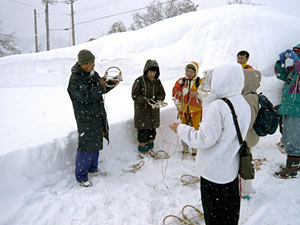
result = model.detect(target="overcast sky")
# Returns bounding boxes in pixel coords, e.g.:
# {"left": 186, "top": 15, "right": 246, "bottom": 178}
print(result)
{"left": 1, "top": 0, "right": 299, "bottom": 51}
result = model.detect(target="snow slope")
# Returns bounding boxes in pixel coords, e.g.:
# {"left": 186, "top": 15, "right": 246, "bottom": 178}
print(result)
{"left": 0, "top": 4, "right": 300, "bottom": 225}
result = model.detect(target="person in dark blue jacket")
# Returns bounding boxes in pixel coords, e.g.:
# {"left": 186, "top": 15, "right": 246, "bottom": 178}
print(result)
{"left": 68, "top": 49, "right": 118, "bottom": 187}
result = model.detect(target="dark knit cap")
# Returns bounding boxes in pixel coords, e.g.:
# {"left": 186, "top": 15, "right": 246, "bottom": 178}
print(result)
{"left": 77, "top": 49, "right": 95, "bottom": 65}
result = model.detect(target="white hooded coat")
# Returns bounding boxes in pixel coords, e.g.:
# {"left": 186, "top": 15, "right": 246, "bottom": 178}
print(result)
{"left": 177, "top": 63, "right": 251, "bottom": 184}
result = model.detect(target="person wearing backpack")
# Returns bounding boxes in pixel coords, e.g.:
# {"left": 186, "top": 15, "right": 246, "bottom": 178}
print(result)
{"left": 240, "top": 69, "right": 262, "bottom": 199}
{"left": 170, "top": 63, "right": 251, "bottom": 225}
{"left": 172, "top": 61, "right": 202, "bottom": 160}
{"left": 274, "top": 44, "right": 300, "bottom": 178}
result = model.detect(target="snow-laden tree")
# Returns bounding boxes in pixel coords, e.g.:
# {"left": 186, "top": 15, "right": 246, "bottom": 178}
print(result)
{"left": 130, "top": 0, "right": 198, "bottom": 30}
{"left": 108, "top": 21, "right": 127, "bottom": 34}
{"left": 0, "top": 32, "right": 21, "bottom": 57}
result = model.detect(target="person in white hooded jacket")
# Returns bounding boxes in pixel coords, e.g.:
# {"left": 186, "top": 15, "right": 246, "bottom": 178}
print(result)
{"left": 170, "top": 63, "right": 251, "bottom": 225}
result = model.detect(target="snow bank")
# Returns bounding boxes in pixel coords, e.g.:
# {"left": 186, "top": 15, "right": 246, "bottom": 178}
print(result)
{"left": 1, "top": 5, "right": 300, "bottom": 87}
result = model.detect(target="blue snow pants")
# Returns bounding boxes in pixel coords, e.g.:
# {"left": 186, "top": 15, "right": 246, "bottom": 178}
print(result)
{"left": 283, "top": 116, "right": 300, "bottom": 157}
{"left": 75, "top": 148, "right": 99, "bottom": 182}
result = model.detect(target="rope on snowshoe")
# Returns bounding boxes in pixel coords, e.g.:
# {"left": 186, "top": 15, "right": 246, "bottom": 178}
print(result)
{"left": 162, "top": 205, "right": 204, "bottom": 225}
{"left": 149, "top": 149, "right": 170, "bottom": 159}
{"left": 122, "top": 161, "right": 145, "bottom": 173}
{"left": 103, "top": 66, "right": 122, "bottom": 87}
{"left": 147, "top": 99, "right": 168, "bottom": 109}
{"left": 180, "top": 174, "right": 200, "bottom": 186}
{"left": 163, "top": 215, "right": 191, "bottom": 225}
{"left": 181, "top": 205, "right": 204, "bottom": 223}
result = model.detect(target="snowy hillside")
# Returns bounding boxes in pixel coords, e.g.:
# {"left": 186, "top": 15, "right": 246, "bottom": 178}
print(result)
{"left": 1, "top": 4, "right": 300, "bottom": 225}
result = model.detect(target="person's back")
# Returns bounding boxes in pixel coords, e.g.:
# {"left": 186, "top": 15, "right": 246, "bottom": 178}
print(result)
{"left": 170, "top": 63, "right": 251, "bottom": 225}
{"left": 240, "top": 69, "right": 261, "bottom": 199}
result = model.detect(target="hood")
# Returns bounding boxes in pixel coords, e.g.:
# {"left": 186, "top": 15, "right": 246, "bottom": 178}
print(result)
{"left": 71, "top": 63, "right": 82, "bottom": 74}
{"left": 143, "top": 59, "right": 160, "bottom": 79}
{"left": 211, "top": 63, "right": 245, "bottom": 99}
{"left": 185, "top": 61, "right": 199, "bottom": 78}
{"left": 242, "top": 69, "right": 262, "bottom": 95}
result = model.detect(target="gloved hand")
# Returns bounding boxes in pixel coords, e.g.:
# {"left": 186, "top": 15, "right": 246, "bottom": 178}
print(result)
{"left": 286, "top": 49, "right": 299, "bottom": 62}
{"left": 148, "top": 98, "right": 156, "bottom": 105}
{"left": 279, "top": 51, "right": 287, "bottom": 65}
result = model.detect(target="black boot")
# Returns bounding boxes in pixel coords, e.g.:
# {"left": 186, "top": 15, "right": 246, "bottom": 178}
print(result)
{"left": 274, "top": 155, "right": 300, "bottom": 178}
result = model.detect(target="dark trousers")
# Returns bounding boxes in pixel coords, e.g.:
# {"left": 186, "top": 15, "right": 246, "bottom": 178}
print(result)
{"left": 137, "top": 129, "right": 156, "bottom": 143}
{"left": 75, "top": 148, "right": 99, "bottom": 182}
{"left": 200, "top": 176, "right": 240, "bottom": 225}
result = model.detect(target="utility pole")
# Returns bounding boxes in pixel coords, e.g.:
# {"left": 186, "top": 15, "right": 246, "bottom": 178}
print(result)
{"left": 45, "top": 1, "right": 50, "bottom": 50}
{"left": 34, "top": 9, "right": 39, "bottom": 52}
{"left": 71, "top": 0, "right": 75, "bottom": 45}
{"left": 63, "top": 0, "right": 76, "bottom": 46}
{"left": 41, "top": 0, "right": 57, "bottom": 51}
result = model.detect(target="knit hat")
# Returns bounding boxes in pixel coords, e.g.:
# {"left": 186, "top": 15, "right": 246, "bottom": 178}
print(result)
{"left": 293, "top": 43, "right": 300, "bottom": 52}
{"left": 185, "top": 61, "right": 199, "bottom": 75}
{"left": 77, "top": 49, "right": 95, "bottom": 65}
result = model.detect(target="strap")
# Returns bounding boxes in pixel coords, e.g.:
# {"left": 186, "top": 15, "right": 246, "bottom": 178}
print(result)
{"left": 221, "top": 98, "right": 243, "bottom": 145}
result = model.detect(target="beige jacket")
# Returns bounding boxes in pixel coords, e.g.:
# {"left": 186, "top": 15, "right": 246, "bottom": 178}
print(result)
{"left": 242, "top": 69, "right": 262, "bottom": 147}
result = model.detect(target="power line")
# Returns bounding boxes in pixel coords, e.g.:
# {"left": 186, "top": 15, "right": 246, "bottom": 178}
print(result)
{"left": 74, "top": 0, "right": 180, "bottom": 26}
{"left": 6, "top": 0, "right": 69, "bottom": 15}
{"left": 49, "top": 0, "right": 181, "bottom": 32}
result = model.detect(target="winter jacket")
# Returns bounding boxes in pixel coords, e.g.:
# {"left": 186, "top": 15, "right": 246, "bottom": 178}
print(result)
{"left": 172, "top": 76, "right": 202, "bottom": 118}
{"left": 275, "top": 60, "right": 300, "bottom": 117}
{"left": 67, "top": 63, "right": 114, "bottom": 152}
{"left": 132, "top": 60, "right": 166, "bottom": 129}
{"left": 242, "top": 69, "right": 261, "bottom": 147}
{"left": 177, "top": 63, "right": 251, "bottom": 184}
{"left": 243, "top": 64, "right": 253, "bottom": 70}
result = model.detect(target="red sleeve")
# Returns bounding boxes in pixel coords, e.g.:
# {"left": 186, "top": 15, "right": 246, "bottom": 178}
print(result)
{"left": 172, "top": 78, "right": 184, "bottom": 98}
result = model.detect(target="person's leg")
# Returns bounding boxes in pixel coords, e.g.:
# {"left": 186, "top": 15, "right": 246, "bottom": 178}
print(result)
{"left": 240, "top": 178, "right": 253, "bottom": 200}
{"left": 200, "top": 177, "right": 220, "bottom": 225}
{"left": 89, "top": 151, "right": 100, "bottom": 173}
{"left": 200, "top": 177, "right": 240, "bottom": 225}
{"left": 137, "top": 129, "right": 149, "bottom": 153}
{"left": 223, "top": 177, "right": 240, "bottom": 224}
{"left": 147, "top": 129, "right": 156, "bottom": 150}
{"left": 275, "top": 116, "right": 300, "bottom": 178}
{"left": 75, "top": 148, "right": 94, "bottom": 182}
{"left": 190, "top": 113, "right": 201, "bottom": 159}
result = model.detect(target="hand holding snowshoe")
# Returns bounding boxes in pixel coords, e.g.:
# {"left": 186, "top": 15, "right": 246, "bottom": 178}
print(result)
{"left": 279, "top": 51, "right": 287, "bottom": 65}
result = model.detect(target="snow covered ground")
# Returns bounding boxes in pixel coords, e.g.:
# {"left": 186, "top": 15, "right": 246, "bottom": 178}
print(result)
{"left": 1, "top": 4, "right": 300, "bottom": 225}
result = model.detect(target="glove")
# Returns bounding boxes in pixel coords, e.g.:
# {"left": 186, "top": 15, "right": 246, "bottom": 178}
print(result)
{"left": 279, "top": 51, "right": 286, "bottom": 65}
{"left": 286, "top": 49, "right": 299, "bottom": 62}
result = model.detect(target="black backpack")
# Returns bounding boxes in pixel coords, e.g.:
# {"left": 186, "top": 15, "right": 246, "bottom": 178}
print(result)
{"left": 252, "top": 93, "right": 279, "bottom": 136}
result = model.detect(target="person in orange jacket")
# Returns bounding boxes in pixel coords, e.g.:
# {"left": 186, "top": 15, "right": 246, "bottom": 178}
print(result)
{"left": 172, "top": 61, "right": 202, "bottom": 159}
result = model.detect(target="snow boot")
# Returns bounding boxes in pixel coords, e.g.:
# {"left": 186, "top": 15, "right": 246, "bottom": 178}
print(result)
{"left": 79, "top": 180, "right": 92, "bottom": 187}
{"left": 138, "top": 144, "right": 149, "bottom": 159}
{"left": 274, "top": 155, "right": 300, "bottom": 178}
{"left": 182, "top": 145, "right": 189, "bottom": 159}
